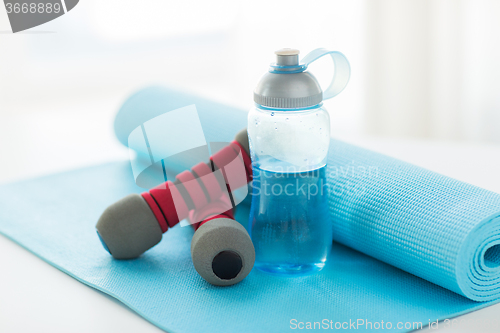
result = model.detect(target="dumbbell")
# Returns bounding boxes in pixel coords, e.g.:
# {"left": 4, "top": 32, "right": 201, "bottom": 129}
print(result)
{"left": 96, "top": 129, "right": 254, "bottom": 286}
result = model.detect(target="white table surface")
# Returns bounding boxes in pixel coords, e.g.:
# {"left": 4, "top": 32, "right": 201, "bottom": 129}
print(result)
{"left": 1, "top": 97, "right": 500, "bottom": 333}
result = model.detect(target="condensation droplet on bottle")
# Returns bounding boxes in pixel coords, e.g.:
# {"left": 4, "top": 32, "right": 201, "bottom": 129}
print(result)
{"left": 286, "top": 118, "right": 289, "bottom": 121}
{"left": 304, "top": 158, "right": 308, "bottom": 162}
{"left": 271, "top": 112, "right": 274, "bottom": 116}
{"left": 316, "top": 113, "right": 318, "bottom": 116}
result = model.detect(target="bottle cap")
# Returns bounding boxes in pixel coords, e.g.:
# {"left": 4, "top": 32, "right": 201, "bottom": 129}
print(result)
{"left": 253, "top": 48, "right": 351, "bottom": 109}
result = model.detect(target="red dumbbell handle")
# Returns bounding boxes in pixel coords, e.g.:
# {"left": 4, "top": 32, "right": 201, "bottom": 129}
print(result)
{"left": 141, "top": 140, "right": 252, "bottom": 233}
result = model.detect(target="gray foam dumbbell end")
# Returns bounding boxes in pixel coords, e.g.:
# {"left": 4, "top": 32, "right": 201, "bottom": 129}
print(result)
{"left": 191, "top": 218, "right": 255, "bottom": 286}
{"left": 96, "top": 194, "right": 162, "bottom": 259}
{"left": 234, "top": 128, "right": 250, "bottom": 156}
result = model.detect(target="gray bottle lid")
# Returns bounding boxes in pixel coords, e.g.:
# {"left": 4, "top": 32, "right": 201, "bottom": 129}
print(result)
{"left": 253, "top": 48, "right": 351, "bottom": 109}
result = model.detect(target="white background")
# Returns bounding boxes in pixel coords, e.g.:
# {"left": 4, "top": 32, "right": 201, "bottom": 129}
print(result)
{"left": 1, "top": 1, "right": 500, "bottom": 332}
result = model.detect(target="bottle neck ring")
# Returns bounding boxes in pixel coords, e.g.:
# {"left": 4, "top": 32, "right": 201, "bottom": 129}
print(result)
{"left": 255, "top": 103, "right": 323, "bottom": 112}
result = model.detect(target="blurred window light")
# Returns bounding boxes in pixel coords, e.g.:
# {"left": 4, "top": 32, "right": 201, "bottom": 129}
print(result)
{"left": 84, "top": 0, "right": 240, "bottom": 42}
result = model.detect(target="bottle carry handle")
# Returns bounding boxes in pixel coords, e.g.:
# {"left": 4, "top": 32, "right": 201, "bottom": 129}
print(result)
{"left": 301, "top": 48, "right": 351, "bottom": 100}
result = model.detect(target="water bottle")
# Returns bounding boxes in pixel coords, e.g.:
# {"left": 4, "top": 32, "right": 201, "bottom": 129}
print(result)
{"left": 248, "top": 48, "right": 350, "bottom": 275}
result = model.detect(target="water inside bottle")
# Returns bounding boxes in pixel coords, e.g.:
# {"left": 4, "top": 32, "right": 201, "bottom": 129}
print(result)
{"left": 248, "top": 164, "right": 332, "bottom": 276}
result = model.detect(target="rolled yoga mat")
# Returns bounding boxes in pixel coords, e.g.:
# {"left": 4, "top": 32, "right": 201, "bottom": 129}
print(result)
{"left": 0, "top": 85, "right": 499, "bottom": 333}
{"left": 115, "top": 86, "right": 500, "bottom": 302}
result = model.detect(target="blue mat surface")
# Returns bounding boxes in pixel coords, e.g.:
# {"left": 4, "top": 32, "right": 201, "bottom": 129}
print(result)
{"left": 1, "top": 86, "right": 500, "bottom": 332}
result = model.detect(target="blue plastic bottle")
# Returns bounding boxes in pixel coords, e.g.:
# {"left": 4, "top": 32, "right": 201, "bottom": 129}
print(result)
{"left": 247, "top": 48, "right": 350, "bottom": 275}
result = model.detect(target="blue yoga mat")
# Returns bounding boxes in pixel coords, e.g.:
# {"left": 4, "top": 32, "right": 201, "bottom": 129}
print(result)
{"left": 1, "top": 86, "right": 500, "bottom": 332}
